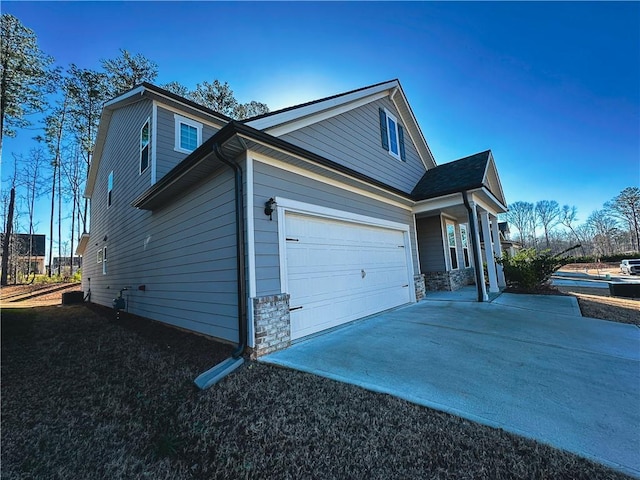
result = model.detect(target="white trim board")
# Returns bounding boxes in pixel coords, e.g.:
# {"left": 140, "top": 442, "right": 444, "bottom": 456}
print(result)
{"left": 247, "top": 81, "right": 397, "bottom": 132}
{"left": 264, "top": 91, "right": 388, "bottom": 137}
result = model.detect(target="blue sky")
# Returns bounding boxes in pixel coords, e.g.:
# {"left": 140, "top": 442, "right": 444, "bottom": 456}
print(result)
{"left": 3, "top": 1, "right": 639, "bottom": 254}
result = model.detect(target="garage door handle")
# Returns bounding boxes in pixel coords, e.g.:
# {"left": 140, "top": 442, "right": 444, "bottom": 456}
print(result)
{"left": 402, "top": 285, "right": 409, "bottom": 287}
{"left": 289, "top": 306, "right": 303, "bottom": 311}
{"left": 286, "top": 238, "right": 299, "bottom": 242}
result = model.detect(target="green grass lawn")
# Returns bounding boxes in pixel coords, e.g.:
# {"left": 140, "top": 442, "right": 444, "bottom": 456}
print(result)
{"left": 1, "top": 305, "right": 633, "bottom": 479}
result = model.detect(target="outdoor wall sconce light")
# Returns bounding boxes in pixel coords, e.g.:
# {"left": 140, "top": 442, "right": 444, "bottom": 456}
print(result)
{"left": 264, "top": 198, "right": 276, "bottom": 220}
{"left": 103, "top": 235, "right": 108, "bottom": 242}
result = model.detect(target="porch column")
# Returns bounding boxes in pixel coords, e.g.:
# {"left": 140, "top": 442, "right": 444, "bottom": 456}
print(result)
{"left": 490, "top": 215, "right": 506, "bottom": 287}
{"left": 470, "top": 202, "right": 488, "bottom": 301}
{"left": 480, "top": 210, "right": 499, "bottom": 293}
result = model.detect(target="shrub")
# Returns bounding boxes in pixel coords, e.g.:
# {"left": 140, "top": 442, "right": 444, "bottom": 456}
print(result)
{"left": 497, "top": 248, "right": 565, "bottom": 290}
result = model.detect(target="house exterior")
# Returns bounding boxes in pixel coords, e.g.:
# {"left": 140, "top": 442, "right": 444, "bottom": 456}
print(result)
{"left": 77, "top": 79, "right": 507, "bottom": 358}
{"left": 51, "top": 256, "right": 83, "bottom": 275}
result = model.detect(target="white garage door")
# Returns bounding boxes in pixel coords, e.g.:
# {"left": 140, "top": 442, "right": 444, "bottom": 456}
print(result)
{"left": 285, "top": 212, "right": 412, "bottom": 340}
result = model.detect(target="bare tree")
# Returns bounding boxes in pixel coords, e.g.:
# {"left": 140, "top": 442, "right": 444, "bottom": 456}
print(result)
{"left": 535, "top": 200, "right": 560, "bottom": 249}
{"left": 605, "top": 187, "right": 640, "bottom": 251}
{"left": 506, "top": 201, "right": 535, "bottom": 248}
{"left": 66, "top": 65, "right": 109, "bottom": 232}
{"left": 61, "top": 145, "right": 84, "bottom": 271}
{"left": 587, "top": 209, "right": 619, "bottom": 257}
{"left": 42, "top": 93, "right": 69, "bottom": 277}
{"left": 559, "top": 205, "right": 586, "bottom": 255}
{"left": 18, "top": 148, "right": 47, "bottom": 281}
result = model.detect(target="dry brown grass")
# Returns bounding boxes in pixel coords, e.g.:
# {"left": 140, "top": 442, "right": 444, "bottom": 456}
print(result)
{"left": 1, "top": 282, "right": 81, "bottom": 308}
{"left": 555, "top": 285, "right": 640, "bottom": 325}
{"left": 1, "top": 305, "right": 633, "bottom": 480}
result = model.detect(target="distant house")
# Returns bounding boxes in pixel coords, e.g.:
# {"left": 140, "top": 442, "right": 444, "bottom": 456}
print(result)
{"left": 51, "top": 256, "right": 83, "bottom": 274}
{"left": 77, "top": 79, "right": 508, "bottom": 357}
{"left": 0, "top": 233, "right": 46, "bottom": 276}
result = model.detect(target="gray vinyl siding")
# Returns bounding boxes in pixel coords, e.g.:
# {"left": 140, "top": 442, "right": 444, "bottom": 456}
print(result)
{"left": 84, "top": 100, "right": 238, "bottom": 342}
{"left": 279, "top": 97, "right": 426, "bottom": 194}
{"left": 155, "top": 105, "right": 220, "bottom": 181}
{"left": 416, "top": 215, "right": 446, "bottom": 272}
{"left": 252, "top": 160, "right": 418, "bottom": 297}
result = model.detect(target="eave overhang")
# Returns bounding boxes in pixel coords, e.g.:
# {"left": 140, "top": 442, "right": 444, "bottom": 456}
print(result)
{"left": 75, "top": 233, "right": 90, "bottom": 256}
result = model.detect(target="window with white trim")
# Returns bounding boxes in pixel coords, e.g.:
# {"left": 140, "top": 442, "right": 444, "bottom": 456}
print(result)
{"left": 102, "top": 246, "right": 107, "bottom": 275}
{"left": 174, "top": 114, "right": 202, "bottom": 153}
{"left": 107, "top": 171, "right": 113, "bottom": 208}
{"left": 460, "top": 224, "right": 471, "bottom": 268}
{"left": 446, "top": 222, "right": 458, "bottom": 270}
{"left": 140, "top": 119, "right": 150, "bottom": 174}
{"left": 378, "top": 108, "right": 406, "bottom": 161}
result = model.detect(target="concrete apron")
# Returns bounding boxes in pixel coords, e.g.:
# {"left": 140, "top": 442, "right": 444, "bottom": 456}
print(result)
{"left": 261, "top": 295, "right": 640, "bottom": 477}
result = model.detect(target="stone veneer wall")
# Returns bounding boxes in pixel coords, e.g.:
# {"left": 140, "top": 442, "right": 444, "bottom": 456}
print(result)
{"left": 414, "top": 274, "right": 426, "bottom": 301}
{"left": 424, "top": 268, "right": 475, "bottom": 292}
{"left": 252, "top": 293, "right": 290, "bottom": 358}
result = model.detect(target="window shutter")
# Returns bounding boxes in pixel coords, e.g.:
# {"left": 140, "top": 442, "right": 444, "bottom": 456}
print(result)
{"left": 398, "top": 124, "right": 406, "bottom": 161}
{"left": 379, "top": 108, "right": 389, "bottom": 151}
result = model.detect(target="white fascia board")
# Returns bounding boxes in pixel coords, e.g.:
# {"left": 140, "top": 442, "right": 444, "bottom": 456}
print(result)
{"left": 264, "top": 91, "right": 389, "bottom": 137}
{"left": 246, "top": 80, "right": 399, "bottom": 132}
{"left": 104, "top": 85, "right": 146, "bottom": 108}
{"left": 84, "top": 108, "right": 114, "bottom": 198}
{"left": 469, "top": 188, "right": 508, "bottom": 214}
{"left": 486, "top": 152, "right": 507, "bottom": 208}
{"left": 412, "top": 193, "right": 463, "bottom": 215}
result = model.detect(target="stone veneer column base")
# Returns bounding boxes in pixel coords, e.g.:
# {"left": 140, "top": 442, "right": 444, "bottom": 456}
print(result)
{"left": 251, "top": 293, "right": 290, "bottom": 359}
{"left": 424, "top": 268, "right": 475, "bottom": 292}
{"left": 414, "top": 274, "right": 426, "bottom": 301}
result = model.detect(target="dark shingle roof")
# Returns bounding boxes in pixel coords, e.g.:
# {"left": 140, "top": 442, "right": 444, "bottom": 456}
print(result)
{"left": 411, "top": 150, "right": 490, "bottom": 200}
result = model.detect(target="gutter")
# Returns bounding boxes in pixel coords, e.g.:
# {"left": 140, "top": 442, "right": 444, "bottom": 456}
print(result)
{"left": 462, "top": 191, "right": 485, "bottom": 302}
{"left": 194, "top": 142, "right": 247, "bottom": 389}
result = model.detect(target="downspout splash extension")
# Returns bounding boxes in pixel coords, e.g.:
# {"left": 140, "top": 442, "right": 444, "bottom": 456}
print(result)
{"left": 194, "top": 142, "right": 247, "bottom": 389}
{"left": 462, "top": 191, "right": 485, "bottom": 302}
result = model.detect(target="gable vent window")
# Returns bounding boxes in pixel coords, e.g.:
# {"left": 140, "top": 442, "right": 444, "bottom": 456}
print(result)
{"left": 140, "top": 119, "right": 150, "bottom": 174}
{"left": 379, "top": 107, "right": 406, "bottom": 161}
{"left": 107, "top": 171, "right": 113, "bottom": 208}
{"left": 174, "top": 114, "right": 202, "bottom": 153}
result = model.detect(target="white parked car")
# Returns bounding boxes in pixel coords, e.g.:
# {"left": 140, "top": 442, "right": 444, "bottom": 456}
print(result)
{"left": 620, "top": 259, "right": 640, "bottom": 275}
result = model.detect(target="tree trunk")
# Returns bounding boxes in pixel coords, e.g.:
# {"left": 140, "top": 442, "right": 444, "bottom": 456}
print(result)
{"left": 48, "top": 161, "right": 56, "bottom": 277}
{"left": 1, "top": 188, "right": 16, "bottom": 285}
{"left": 57, "top": 157, "right": 62, "bottom": 276}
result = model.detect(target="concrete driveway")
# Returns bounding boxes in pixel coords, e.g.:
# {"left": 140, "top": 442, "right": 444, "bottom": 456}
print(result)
{"left": 261, "top": 294, "right": 640, "bottom": 477}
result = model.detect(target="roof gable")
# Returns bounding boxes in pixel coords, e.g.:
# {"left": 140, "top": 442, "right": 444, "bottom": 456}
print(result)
{"left": 85, "top": 84, "right": 230, "bottom": 198}
{"left": 245, "top": 80, "right": 436, "bottom": 170}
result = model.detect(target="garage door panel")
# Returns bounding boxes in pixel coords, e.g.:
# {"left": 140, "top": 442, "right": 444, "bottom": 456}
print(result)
{"left": 285, "top": 212, "right": 412, "bottom": 340}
